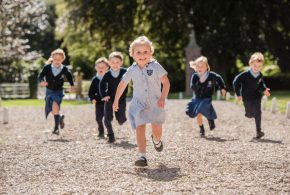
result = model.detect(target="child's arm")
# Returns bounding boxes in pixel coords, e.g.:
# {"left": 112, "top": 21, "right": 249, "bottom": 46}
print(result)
{"left": 158, "top": 75, "right": 170, "bottom": 108}
{"left": 38, "top": 66, "right": 48, "bottom": 87}
{"left": 113, "top": 81, "right": 128, "bottom": 111}
{"left": 215, "top": 73, "right": 226, "bottom": 96}
{"left": 65, "top": 68, "right": 74, "bottom": 92}
{"left": 88, "top": 78, "right": 97, "bottom": 103}
{"left": 258, "top": 77, "right": 271, "bottom": 97}
{"left": 190, "top": 74, "right": 199, "bottom": 91}
{"left": 99, "top": 75, "right": 110, "bottom": 101}
{"left": 233, "top": 73, "right": 243, "bottom": 101}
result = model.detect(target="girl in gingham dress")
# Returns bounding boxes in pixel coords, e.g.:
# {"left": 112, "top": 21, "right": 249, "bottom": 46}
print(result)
{"left": 113, "top": 36, "right": 170, "bottom": 167}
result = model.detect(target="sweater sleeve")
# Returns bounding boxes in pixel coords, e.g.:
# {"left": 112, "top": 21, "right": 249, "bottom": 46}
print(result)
{"left": 99, "top": 74, "right": 108, "bottom": 98}
{"left": 233, "top": 73, "right": 243, "bottom": 96}
{"left": 38, "top": 65, "right": 47, "bottom": 82}
{"left": 258, "top": 76, "right": 267, "bottom": 93}
{"left": 64, "top": 67, "right": 74, "bottom": 86}
{"left": 215, "top": 73, "right": 226, "bottom": 90}
{"left": 190, "top": 74, "right": 199, "bottom": 91}
{"left": 88, "top": 78, "right": 97, "bottom": 101}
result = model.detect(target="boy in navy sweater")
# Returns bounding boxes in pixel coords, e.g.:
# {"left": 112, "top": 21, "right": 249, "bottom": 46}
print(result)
{"left": 233, "top": 52, "right": 271, "bottom": 139}
{"left": 38, "top": 49, "right": 74, "bottom": 135}
{"left": 88, "top": 57, "right": 109, "bottom": 138}
{"left": 100, "top": 52, "right": 128, "bottom": 143}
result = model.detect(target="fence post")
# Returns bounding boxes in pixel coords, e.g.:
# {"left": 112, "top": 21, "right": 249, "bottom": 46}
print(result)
{"left": 270, "top": 97, "right": 277, "bottom": 114}
{"left": 286, "top": 102, "right": 290, "bottom": 119}
{"left": 226, "top": 92, "right": 231, "bottom": 101}
{"left": 178, "top": 92, "right": 183, "bottom": 99}
{"left": 216, "top": 90, "right": 221, "bottom": 100}
{"left": 3, "top": 107, "right": 8, "bottom": 124}
{"left": 0, "top": 97, "right": 1, "bottom": 107}
{"left": 262, "top": 95, "right": 268, "bottom": 110}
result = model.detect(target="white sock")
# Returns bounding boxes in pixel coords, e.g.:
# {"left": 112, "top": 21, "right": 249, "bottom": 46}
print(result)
{"left": 153, "top": 138, "right": 162, "bottom": 147}
{"left": 139, "top": 153, "right": 146, "bottom": 158}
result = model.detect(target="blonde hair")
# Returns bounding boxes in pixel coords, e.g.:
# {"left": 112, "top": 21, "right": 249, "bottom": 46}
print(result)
{"left": 189, "top": 56, "right": 210, "bottom": 71}
{"left": 95, "top": 57, "right": 109, "bottom": 67}
{"left": 109, "top": 51, "right": 123, "bottom": 61}
{"left": 46, "top": 57, "right": 53, "bottom": 64}
{"left": 129, "top": 36, "right": 154, "bottom": 57}
{"left": 51, "top": 48, "right": 66, "bottom": 60}
{"left": 249, "top": 52, "right": 264, "bottom": 65}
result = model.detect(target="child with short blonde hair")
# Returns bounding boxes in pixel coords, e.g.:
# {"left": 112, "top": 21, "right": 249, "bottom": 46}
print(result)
{"left": 186, "top": 56, "right": 226, "bottom": 137}
{"left": 38, "top": 48, "right": 74, "bottom": 135}
{"left": 113, "top": 36, "right": 170, "bottom": 167}
{"left": 233, "top": 52, "right": 270, "bottom": 139}
{"left": 88, "top": 57, "right": 110, "bottom": 138}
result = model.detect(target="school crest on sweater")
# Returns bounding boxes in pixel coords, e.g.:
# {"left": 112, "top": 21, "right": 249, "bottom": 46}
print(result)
{"left": 147, "top": 69, "right": 153, "bottom": 76}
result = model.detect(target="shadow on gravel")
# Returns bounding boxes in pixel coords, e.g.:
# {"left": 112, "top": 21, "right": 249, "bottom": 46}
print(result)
{"left": 133, "top": 163, "right": 183, "bottom": 181}
{"left": 112, "top": 141, "right": 137, "bottom": 149}
{"left": 203, "top": 136, "right": 238, "bottom": 142}
{"left": 47, "top": 138, "right": 70, "bottom": 143}
{"left": 250, "top": 138, "right": 282, "bottom": 144}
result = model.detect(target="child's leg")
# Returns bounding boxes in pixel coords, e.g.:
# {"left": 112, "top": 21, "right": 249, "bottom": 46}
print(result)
{"left": 151, "top": 123, "right": 162, "bottom": 142}
{"left": 115, "top": 102, "right": 127, "bottom": 125}
{"left": 136, "top": 125, "right": 146, "bottom": 154}
{"left": 96, "top": 104, "right": 105, "bottom": 136}
{"left": 104, "top": 101, "right": 114, "bottom": 137}
{"left": 52, "top": 101, "right": 60, "bottom": 132}
{"left": 197, "top": 113, "right": 205, "bottom": 136}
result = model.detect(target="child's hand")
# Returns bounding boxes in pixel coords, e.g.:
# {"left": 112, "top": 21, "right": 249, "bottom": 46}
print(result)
{"left": 221, "top": 89, "right": 227, "bottom": 97}
{"left": 102, "top": 96, "right": 110, "bottom": 102}
{"left": 40, "top": 81, "right": 48, "bottom": 87}
{"left": 113, "top": 101, "right": 119, "bottom": 112}
{"left": 264, "top": 88, "right": 271, "bottom": 97}
{"left": 92, "top": 100, "right": 96, "bottom": 104}
{"left": 236, "top": 96, "right": 243, "bottom": 102}
{"left": 70, "top": 86, "right": 75, "bottom": 92}
{"left": 157, "top": 98, "right": 165, "bottom": 108}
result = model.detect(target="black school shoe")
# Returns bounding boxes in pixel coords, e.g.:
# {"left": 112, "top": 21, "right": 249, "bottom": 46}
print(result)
{"left": 151, "top": 135, "right": 163, "bottom": 152}
{"left": 208, "top": 119, "right": 215, "bottom": 130}
{"left": 60, "top": 115, "right": 65, "bottom": 129}
{"left": 135, "top": 156, "right": 148, "bottom": 167}
{"left": 98, "top": 133, "right": 105, "bottom": 138}
{"left": 199, "top": 125, "right": 205, "bottom": 137}
{"left": 52, "top": 129, "right": 60, "bottom": 135}
{"left": 256, "top": 131, "right": 265, "bottom": 139}
{"left": 108, "top": 134, "right": 116, "bottom": 143}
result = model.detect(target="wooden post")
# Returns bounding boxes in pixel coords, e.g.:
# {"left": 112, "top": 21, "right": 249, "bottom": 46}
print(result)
{"left": 3, "top": 107, "right": 8, "bottom": 124}
{"left": 285, "top": 102, "right": 290, "bottom": 119}
{"left": 0, "top": 97, "right": 1, "bottom": 107}
{"left": 178, "top": 92, "right": 183, "bottom": 99}
{"left": 226, "top": 92, "right": 231, "bottom": 101}
{"left": 262, "top": 95, "right": 268, "bottom": 110}
{"left": 270, "top": 97, "right": 277, "bottom": 114}
{"left": 216, "top": 90, "right": 221, "bottom": 100}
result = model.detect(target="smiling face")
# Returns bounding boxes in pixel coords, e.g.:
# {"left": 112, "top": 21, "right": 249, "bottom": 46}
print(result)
{"left": 195, "top": 61, "right": 208, "bottom": 75}
{"left": 250, "top": 60, "right": 263, "bottom": 74}
{"left": 131, "top": 44, "right": 153, "bottom": 67}
{"left": 95, "top": 62, "right": 109, "bottom": 77}
{"left": 52, "top": 54, "right": 64, "bottom": 68}
{"left": 109, "top": 57, "right": 123, "bottom": 71}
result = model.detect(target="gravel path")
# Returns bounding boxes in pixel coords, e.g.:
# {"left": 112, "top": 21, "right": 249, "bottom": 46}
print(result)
{"left": 0, "top": 100, "right": 290, "bottom": 194}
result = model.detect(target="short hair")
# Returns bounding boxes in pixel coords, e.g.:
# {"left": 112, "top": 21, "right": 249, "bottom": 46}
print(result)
{"left": 51, "top": 48, "right": 66, "bottom": 60}
{"left": 95, "top": 57, "right": 109, "bottom": 67}
{"left": 189, "top": 56, "right": 210, "bottom": 71}
{"left": 109, "top": 51, "right": 123, "bottom": 61}
{"left": 249, "top": 52, "right": 264, "bottom": 65}
{"left": 129, "top": 36, "right": 154, "bottom": 57}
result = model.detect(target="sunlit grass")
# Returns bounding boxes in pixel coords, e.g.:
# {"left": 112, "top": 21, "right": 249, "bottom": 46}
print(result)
{"left": 1, "top": 99, "right": 89, "bottom": 107}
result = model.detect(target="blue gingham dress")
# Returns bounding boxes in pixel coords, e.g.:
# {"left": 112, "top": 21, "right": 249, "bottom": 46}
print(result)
{"left": 122, "top": 60, "right": 168, "bottom": 129}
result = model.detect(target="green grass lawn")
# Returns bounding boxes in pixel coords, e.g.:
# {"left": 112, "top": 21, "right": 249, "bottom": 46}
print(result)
{"left": 0, "top": 99, "right": 90, "bottom": 107}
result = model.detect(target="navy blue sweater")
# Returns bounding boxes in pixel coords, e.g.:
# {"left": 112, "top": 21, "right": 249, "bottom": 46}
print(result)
{"left": 191, "top": 71, "right": 226, "bottom": 99}
{"left": 38, "top": 64, "right": 74, "bottom": 90}
{"left": 99, "top": 68, "right": 128, "bottom": 103}
{"left": 233, "top": 70, "right": 267, "bottom": 101}
{"left": 88, "top": 76, "right": 104, "bottom": 105}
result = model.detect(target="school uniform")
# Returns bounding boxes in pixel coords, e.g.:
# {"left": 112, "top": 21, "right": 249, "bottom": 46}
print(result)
{"left": 88, "top": 74, "right": 105, "bottom": 135}
{"left": 233, "top": 69, "right": 267, "bottom": 132}
{"left": 38, "top": 64, "right": 74, "bottom": 118}
{"left": 99, "top": 68, "right": 128, "bottom": 138}
{"left": 185, "top": 71, "right": 226, "bottom": 120}
{"left": 122, "top": 60, "right": 167, "bottom": 129}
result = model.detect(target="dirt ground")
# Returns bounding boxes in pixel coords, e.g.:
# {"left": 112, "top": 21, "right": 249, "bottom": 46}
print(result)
{"left": 0, "top": 100, "right": 290, "bottom": 195}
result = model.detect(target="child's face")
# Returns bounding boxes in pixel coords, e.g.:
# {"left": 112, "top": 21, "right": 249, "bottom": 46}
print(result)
{"left": 132, "top": 44, "right": 152, "bottom": 67}
{"left": 52, "top": 54, "right": 64, "bottom": 68}
{"left": 250, "top": 60, "right": 263, "bottom": 73}
{"left": 109, "top": 57, "right": 123, "bottom": 71}
{"left": 195, "top": 62, "right": 208, "bottom": 75}
{"left": 95, "top": 62, "right": 108, "bottom": 76}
